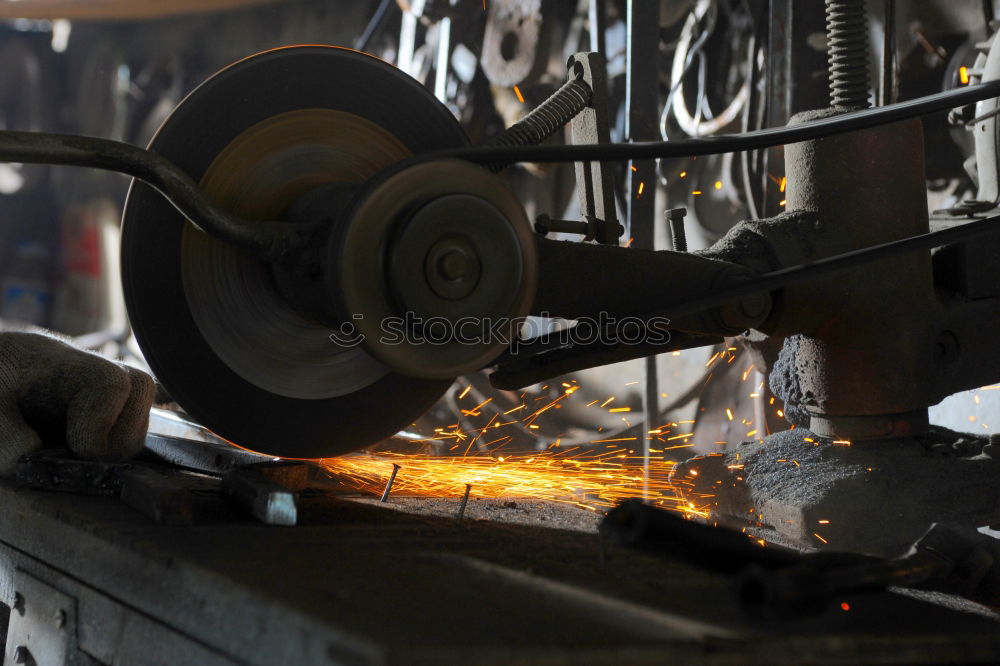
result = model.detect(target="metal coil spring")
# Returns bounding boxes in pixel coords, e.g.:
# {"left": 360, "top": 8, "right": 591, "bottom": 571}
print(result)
{"left": 826, "top": 0, "right": 872, "bottom": 109}
{"left": 485, "top": 78, "right": 592, "bottom": 172}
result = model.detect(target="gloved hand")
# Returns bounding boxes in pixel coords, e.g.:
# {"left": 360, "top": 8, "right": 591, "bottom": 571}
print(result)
{"left": 0, "top": 331, "right": 155, "bottom": 473}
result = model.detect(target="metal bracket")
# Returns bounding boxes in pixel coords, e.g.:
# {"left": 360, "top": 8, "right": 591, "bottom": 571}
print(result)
{"left": 4, "top": 571, "right": 78, "bottom": 666}
{"left": 568, "top": 52, "right": 620, "bottom": 245}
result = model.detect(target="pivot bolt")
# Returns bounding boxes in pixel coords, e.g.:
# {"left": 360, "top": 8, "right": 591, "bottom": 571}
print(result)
{"left": 665, "top": 207, "right": 688, "bottom": 252}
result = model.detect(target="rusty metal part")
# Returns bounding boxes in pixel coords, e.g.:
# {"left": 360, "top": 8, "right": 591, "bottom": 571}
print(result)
{"left": 531, "top": 237, "right": 769, "bottom": 335}
{"left": 242, "top": 460, "right": 311, "bottom": 491}
{"left": 568, "top": 52, "right": 620, "bottom": 245}
{"left": 140, "top": 433, "right": 270, "bottom": 475}
{"left": 503, "top": 204, "right": 1000, "bottom": 392}
{"left": 480, "top": 0, "right": 544, "bottom": 87}
{"left": 12, "top": 431, "right": 324, "bottom": 527}
{"left": 489, "top": 330, "right": 722, "bottom": 391}
{"left": 781, "top": 113, "right": 933, "bottom": 438}
{"left": 14, "top": 449, "right": 127, "bottom": 496}
{"left": 122, "top": 46, "right": 462, "bottom": 458}
{"left": 334, "top": 159, "right": 537, "bottom": 380}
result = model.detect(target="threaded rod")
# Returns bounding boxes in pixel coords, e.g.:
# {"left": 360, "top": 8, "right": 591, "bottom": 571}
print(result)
{"left": 826, "top": 0, "right": 872, "bottom": 109}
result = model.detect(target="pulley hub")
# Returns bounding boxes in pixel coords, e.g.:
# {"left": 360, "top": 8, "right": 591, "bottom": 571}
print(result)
{"left": 332, "top": 159, "right": 537, "bottom": 380}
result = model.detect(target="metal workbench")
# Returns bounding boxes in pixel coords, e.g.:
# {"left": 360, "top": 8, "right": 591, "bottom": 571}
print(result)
{"left": 0, "top": 482, "right": 997, "bottom": 665}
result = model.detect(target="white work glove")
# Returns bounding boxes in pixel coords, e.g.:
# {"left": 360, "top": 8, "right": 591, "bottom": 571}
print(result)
{"left": 0, "top": 331, "right": 155, "bottom": 474}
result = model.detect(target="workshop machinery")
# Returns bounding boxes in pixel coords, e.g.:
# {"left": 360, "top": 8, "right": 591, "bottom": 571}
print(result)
{"left": 0, "top": 1, "right": 997, "bottom": 663}
{"left": 0, "top": 0, "right": 997, "bottom": 556}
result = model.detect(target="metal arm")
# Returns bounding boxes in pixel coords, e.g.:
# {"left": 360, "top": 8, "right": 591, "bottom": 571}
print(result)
{"left": 0, "top": 130, "right": 307, "bottom": 263}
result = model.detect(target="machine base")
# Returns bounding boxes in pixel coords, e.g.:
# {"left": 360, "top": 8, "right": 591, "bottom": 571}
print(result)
{"left": 674, "top": 427, "right": 1000, "bottom": 558}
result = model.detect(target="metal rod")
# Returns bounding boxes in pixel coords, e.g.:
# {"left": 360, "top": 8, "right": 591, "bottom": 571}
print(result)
{"left": 434, "top": 16, "right": 452, "bottom": 103}
{"left": 380, "top": 464, "right": 401, "bottom": 502}
{"left": 0, "top": 130, "right": 303, "bottom": 263}
{"left": 880, "top": 0, "right": 896, "bottom": 106}
{"left": 397, "top": 0, "right": 425, "bottom": 76}
{"left": 588, "top": 0, "right": 606, "bottom": 55}
{"left": 625, "top": 0, "right": 660, "bottom": 502}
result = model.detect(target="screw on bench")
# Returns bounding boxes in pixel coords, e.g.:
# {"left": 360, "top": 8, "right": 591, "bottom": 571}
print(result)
{"left": 666, "top": 207, "right": 688, "bottom": 252}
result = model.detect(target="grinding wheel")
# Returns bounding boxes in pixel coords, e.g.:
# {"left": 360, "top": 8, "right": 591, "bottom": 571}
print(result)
{"left": 121, "top": 46, "right": 468, "bottom": 458}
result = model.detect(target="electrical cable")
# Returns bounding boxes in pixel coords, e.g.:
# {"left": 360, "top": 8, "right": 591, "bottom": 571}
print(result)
{"left": 429, "top": 79, "right": 1000, "bottom": 165}
{"left": 0, "top": 76, "right": 996, "bottom": 271}
{"left": 660, "top": 0, "right": 719, "bottom": 140}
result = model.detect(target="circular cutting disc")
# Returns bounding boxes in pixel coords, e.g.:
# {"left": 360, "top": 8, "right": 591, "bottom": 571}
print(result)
{"left": 122, "top": 46, "right": 468, "bottom": 458}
